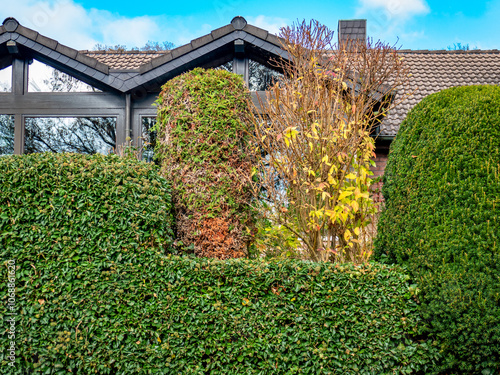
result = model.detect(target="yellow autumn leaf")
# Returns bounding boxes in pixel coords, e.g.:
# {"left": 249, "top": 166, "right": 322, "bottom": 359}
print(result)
{"left": 354, "top": 227, "right": 360, "bottom": 236}
{"left": 312, "top": 122, "right": 318, "bottom": 136}
{"left": 338, "top": 190, "right": 353, "bottom": 201}
{"left": 354, "top": 187, "right": 361, "bottom": 198}
{"left": 345, "top": 173, "right": 357, "bottom": 180}
{"left": 344, "top": 229, "right": 351, "bottom": 242}
{"left": 351, "top": 200, "right": 359, "bottom": 212}
{"left": 284, "top": 127, "right": 299, "bottom": 140}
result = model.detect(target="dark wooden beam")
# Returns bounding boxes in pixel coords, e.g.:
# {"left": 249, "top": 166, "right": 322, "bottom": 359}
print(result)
{"left": 125, "top": 93, "right": 131, "bottom": 141}
{"left": 0, "top": 92, "right": 125, "bottom": 114}
{"left": 233, "top": 40, "right": 248, "bottom": 86}
{"left": 12, "top": 59, "right": 28, "bottom": 95}
{"left": 13, "top": 115, "right": 24, "bottom": 155}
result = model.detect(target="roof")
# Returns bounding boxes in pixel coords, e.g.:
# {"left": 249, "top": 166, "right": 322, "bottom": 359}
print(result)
{"left": 381, "top": 49, "right": 500, "bottom": 136}
{"left": 2, "top": 16, "right": 500, "bottom": 136}
{"left": 82, "top": 50, "right": 166, "bottom": 70}
{"left": 80, "top": 47, "right": 500, "bottom": 136}
{"left": 0, "top": 16, "right": 288, "bottom": 93}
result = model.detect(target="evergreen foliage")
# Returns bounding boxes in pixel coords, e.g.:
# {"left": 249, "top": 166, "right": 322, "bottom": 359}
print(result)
{"left": 1, "top": 251, "right": 439, "bottom": 373}
{"left": 375, "top": 85, "right": 500, "bottom": 373}
{"left": 0, "top": 153, "right": 174, "bottom": 254}
{"left": 0, "top": 152, "right": 175, "bottom": 372}
{"left": 154, "top": 68, "right": 254, "bottom": 259}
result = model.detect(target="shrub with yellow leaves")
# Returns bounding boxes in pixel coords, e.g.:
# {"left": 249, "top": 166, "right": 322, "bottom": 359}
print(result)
{"left": 249, "top": 20, "right": 410, "bottom": 262}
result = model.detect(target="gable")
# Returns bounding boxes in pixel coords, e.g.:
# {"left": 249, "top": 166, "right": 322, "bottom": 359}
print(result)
{"left": 0, "top": 17, "right": 287, "bottom": 95}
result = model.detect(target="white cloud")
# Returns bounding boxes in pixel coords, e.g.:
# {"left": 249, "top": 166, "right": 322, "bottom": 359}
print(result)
{"left": 0, "top": 2, "right": 291, "bottom": 53}
{"left": 354, "top": 0, "right": 430, "bottom": 47}
{"left": 0, "top": 0, "right": 166, "bottom": 50}
{"left": 357, "top": 0, "right": 430, "bottom": 19}
{"left": 96, "top": 14, "right": 162, "bottom": 48}
{"left": 1, "top": 0, "right": 98, "bottom": 49}
{"left": 246, "top": 15, "right": 289, "bottom": 36}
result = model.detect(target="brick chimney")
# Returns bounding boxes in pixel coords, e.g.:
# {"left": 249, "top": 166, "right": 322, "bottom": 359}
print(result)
{"left": 338, "top": 19, "right": 367, "bottom": 46}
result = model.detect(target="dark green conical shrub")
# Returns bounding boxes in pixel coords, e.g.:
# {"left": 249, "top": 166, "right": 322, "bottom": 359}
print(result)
{"left": 375, "top": 85, "right": 500, "bottom": 373}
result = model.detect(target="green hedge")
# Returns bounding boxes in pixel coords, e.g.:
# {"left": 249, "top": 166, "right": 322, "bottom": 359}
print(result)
{"left": 375, "top": 85, "right": 500, "bottom": 373}
{"left": 0, "top": 153, "right": 439, "bottom": 374}
{"left": 2, "top": 252, "right": 438, "bottom": 373}
{"left": 0, "top": 153, "right": 174, "bottom": 254}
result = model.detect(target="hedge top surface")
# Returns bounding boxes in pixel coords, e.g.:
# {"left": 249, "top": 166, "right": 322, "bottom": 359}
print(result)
{"left": 0, "top": 152, "right": 175, "bottom": 254}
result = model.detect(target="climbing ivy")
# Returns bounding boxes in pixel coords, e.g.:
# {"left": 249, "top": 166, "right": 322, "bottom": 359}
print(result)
{"left": 154, "top": 68, "right": 254, "bottom": 259}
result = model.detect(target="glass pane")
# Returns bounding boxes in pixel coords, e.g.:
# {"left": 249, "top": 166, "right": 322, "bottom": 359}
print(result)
{"left": 215, "top": 61, "right": 233, "bottom": 72}
{"left": 28, "top": 60, "right": 101, "bottom": 92}
{"left": 0, "top": 115, "right": 15, "bottom": 155}
{"left": 141, "top": 117, "right": 157, "bottom": 163}
{"left": 25, "top": 117, "right": 116, "bottom": 154}
{"left": 0, "top": 66, "right": 12, "bottom": 92}
{"left": 248, "top": 59, "right": 282, "bottom": 91}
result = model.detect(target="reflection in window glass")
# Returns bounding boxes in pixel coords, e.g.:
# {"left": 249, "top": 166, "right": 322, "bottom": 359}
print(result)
{"left": 25, "top": 117, "right": 116, "bottom": 154}
{"left": 248, "top": 60, "right": 282, "bottom": 91}
{"left": 0, "top": 66, "right": 12, "bottom": 92}
{"left": 215, "top": 61, "right": 233, "bottom": 73}
{"left": 0, "top": 115, "right": 15, "bottom": 155}
{"left": 28, "top": 60, "right": 100, "bottom": 92}
{"left": 141, "top": 117, "right": 157, "bottom": 163}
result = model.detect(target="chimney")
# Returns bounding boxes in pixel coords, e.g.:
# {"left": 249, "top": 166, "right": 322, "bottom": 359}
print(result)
{"left": 338, "top": 19, "right": 367, "bottom": 47}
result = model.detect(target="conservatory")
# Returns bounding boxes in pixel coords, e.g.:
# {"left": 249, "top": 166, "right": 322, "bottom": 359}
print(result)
{"left": 0, "top": 16, "right": 299, "bottom": 157}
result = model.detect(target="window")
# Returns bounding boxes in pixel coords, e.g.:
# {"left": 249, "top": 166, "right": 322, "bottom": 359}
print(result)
{"left": 24, "top": 117, "right": 116, "bottom": 154}
{"left": 215, "top": 61, "right": 233, "bottom": 72}
{"left": 0, "top": 66, "right": 12, "bottom": 92}
{"left": 248, "top": 59, "right": 282, "bottom": 91}
{"left": 28, "top": 60, "right": 100, "bottom": 93}
{"left": 0, "top": 115, "right": 14, "bottom": 155}
{"left": 141, "top": 117, "right": 157, "bottom": 163}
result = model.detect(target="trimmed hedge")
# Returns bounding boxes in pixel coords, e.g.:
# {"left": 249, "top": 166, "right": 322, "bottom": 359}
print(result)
{"left": 375, "top": 85, "right": 500, "bottom": 373}
{"left": 0, "top": 153, "right": 174, "bottom": 254}
{"left": 154, "top": 67, "right": 254, "bottom": 259}
{"left": 2, "top": 251, "right": 438, "bottom": 373}
{"left": 0, "top": 152, "right": 175, "bottom": 373}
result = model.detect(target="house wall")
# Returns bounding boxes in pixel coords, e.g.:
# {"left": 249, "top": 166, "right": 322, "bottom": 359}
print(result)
{"left": 370, "top": 138, "right": 392, "bottom": 202}
{"left": 370, "top": 152, "right": 388, "bottom": 203}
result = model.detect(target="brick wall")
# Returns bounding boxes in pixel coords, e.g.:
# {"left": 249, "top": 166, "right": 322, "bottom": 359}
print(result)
{"left": 370, "top": 151, "right": 388, "bottom": 203}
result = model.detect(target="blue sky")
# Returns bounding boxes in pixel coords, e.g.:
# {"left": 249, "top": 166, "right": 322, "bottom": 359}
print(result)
{"left": 1, "top": 0, "right": 499, "bottom": 51}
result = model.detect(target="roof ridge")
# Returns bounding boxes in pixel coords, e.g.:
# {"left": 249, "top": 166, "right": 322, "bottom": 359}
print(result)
{"left": 81, "top": 50, "right": 167, "bottom": 55}
{"left": 399, "top": 49, "right": 500, "bottom": 54}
